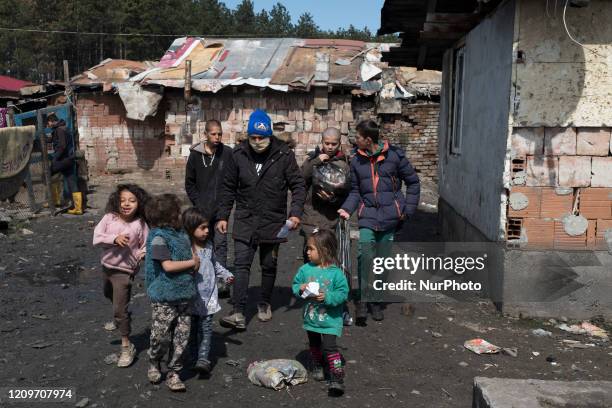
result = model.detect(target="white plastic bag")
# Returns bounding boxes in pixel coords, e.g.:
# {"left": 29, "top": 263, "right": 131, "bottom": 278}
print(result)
{"left": 247, "top": 359, "right": 308, "bottom": 390}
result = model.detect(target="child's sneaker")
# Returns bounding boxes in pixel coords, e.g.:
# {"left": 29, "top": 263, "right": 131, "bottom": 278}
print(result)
{"left": 117, "top": 343, "right": 136, "bottom": 368}
{"left": 166, "top": 371, "right": 186, "bottom": 392}
{"left": 257, "top": 302, "right": 272, "bottom": 322}
{"left": 220, "top": 312, "right": 246, "bottom": 330}
{"left": 104, "top": 321, "right": 117, "bottom": 331}
{"left": 328, "top": 367, "right": 345, "bottom": 396}
{"left": 193, "top": 359, "right": 212, "bottom": 375}
{"left": 147, "top": 362, "right": 162, "bottom": 384}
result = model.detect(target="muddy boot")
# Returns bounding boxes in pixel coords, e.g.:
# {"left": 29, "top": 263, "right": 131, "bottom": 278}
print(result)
{"left": 194, "top": 359, "right": 212, "bottom": 375}
{"left": 328, "top": 367, "right": 345, "bottom": 396}
{"left": 354, "top": 300, "right": 367, "bottom": 326}
{"left": 370, "top": 302, "right": 384, "bottom": 321}
{"left": 165, "top": 371, "right": 186, "bottom": 392}
{"left": 219, "top": 311, "right": 246, "bottom": 330}
{"left": 308, "top": 347, "right": 325, "bottom": 381}
{"left": 257, "top": 302, "right": 272, "bottom": 322}
{"left": 67, "top": 192, "right": 83, "bottom": 215}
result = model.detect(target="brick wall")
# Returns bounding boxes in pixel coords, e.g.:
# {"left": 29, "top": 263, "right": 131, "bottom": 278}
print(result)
{"left": 507, "top": 127, "right": 612, "bottom": 249}
{"left": 380, "top": 102, "right": 439, "bottom": 182}
{"left": 77, "top": 89, "right": 440, "bottom": 185}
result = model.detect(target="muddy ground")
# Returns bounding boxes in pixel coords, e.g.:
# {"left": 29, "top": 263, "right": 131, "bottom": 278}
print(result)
{"left": 0, "top": 182, "right": 611, "bottom": 408}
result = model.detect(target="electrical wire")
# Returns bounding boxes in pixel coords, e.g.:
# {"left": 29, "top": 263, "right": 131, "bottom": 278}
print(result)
{"left": 562, "top": 0, "right": 600, "bottom": 56}
{"left": 0, "top": 26, "right": 288, "bottom": 38}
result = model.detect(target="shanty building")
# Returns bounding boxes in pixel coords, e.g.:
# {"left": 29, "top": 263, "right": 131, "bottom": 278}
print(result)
{"left": 379, "top": 0, "right": 612, "bottom": 318}
{"left": 62, "top": 38, "right": 441, "bottom": 183}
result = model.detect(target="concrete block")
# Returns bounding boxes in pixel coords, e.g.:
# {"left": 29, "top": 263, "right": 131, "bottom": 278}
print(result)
{"left": 473, "top": 377, "right": 612, "bottom": 408}
{"left": 511, "top": 127, "right": 544, "bottom": 155}
{"left": 576, "top": 128, "right": 611, "bottom": 156}
{"left": 591, "top": 157, "right": 612, "bottom": 187}
{"left": 558, "top": 156, "right": 591, "bottom": 187}
{"left": 526, "top": 156, "right": 558, "bottom": 186}
{"left": 544, "top": 127, "right": 576, "bottom": 155}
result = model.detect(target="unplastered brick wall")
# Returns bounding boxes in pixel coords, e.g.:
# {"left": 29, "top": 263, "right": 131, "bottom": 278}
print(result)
{"left": 163, "top": 89, "right": 360, "bottom": 165}
{"left": 506, "top": 127, "right": 612, "bottom": 250}
{"left": 76, "top": 93, "right": 180, "bottom": 180}
{"left": 380, "top": 101, "right": 439, "bottom": 182}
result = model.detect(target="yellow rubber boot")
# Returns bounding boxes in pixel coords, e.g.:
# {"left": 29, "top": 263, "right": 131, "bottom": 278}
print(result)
{"left": 67, "top": 192, "right": 83, "bottom": 215}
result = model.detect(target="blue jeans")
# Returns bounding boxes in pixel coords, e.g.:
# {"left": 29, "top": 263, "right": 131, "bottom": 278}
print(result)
{"left": 191, "top": 314, "right": 213, "bottom": 363}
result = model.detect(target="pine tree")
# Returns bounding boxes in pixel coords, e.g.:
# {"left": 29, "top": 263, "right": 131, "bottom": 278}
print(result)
{"left": 294, "top": 12, "right": 318, "bottom": 39}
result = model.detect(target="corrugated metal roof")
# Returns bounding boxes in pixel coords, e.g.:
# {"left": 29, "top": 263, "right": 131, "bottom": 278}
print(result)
{"left": 195, "top": 38, "right": 300, "bottom": 80}
{"left": 0, "top": 75, "right": 34, "bottom": 93}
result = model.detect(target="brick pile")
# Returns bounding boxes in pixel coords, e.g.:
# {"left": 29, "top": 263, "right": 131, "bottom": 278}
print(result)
{"left": 507, "top": 127, "right": 612, "bottom": 249}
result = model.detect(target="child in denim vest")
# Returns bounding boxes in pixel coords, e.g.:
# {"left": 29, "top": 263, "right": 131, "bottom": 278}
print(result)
{"left": 182, "top": 207, "right": 234, "bottom": 375}
{"left": 144, "top": 194, "right": 199, "bottom": 392}
{"left": 292, "top": 228, "right": 349, "bottom": 396}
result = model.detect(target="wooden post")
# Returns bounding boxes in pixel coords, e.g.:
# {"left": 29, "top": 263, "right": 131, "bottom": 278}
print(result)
{"left": 184, "top": 60, "right": 192, "bottom": 102}
{"left": 37, "top": 109, "right": 55, "bottom": 213}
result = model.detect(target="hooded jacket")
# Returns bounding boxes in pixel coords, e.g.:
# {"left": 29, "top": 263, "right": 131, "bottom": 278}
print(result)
{"left": 49, "top": 119, "right": 75, "bottom": 174}
{"left": 341, "top": 141, "right": 420, "bottom": 232}
{"left": 301, "top": 146, "right": 350, "bottom": 231}
{"left": 184, "top": 142, "right": 233, "bottom": 219}
{"left": 217, "top": 136, "right": 306, "bottom": 244}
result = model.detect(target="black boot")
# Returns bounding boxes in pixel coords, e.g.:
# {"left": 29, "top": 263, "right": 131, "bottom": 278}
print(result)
{"left": 328, "top": 367, "right": 345, "bottom": 396}
{"left": 370, "top": 302, "right": 384, "bottom": 321}
{"left": 355, "top": 300, "right": 367, "bottom": 326}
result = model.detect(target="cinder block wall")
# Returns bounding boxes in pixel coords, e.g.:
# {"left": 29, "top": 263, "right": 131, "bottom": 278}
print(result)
{"left": 76, "top": 89, "right": 440, "bottom": 184}
{"left": 507, "top": 126, "right": 612, "bottom": 250}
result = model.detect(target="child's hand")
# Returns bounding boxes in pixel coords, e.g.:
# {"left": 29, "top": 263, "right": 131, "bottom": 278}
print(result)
{"left": 315, "top": 291, "right": 325, "bottom": 303}
{"left": 300, "top": 283, "right": 308, "bottom": 292}
{"left": 192, "top": 254, "right": 200, "bottom": 273}
{"left": 226, "top": 276, "right": 235, "bottom": 285}
{"left": 138, "top": 251, "right": 146, "bottom": 261}
{"left": 115, "top": 234, "right": 129, "bottom": 247}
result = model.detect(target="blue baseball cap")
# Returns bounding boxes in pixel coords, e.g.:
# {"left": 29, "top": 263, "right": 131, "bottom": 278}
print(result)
{"left": 247, "top": 109, "right": 273, "bottom": 137}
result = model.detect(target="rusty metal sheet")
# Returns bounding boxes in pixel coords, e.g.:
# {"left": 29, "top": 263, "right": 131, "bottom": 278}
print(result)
{"left": 71, "top": 59, "right": 152, "bottom": 86}
{"left": 270, "top": 47, "right": 316, "bottom": 88}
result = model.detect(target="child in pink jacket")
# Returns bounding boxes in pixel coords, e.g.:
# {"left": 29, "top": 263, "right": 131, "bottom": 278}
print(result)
{"left": 93, "top": 184, "right": 150, "bottom": 368}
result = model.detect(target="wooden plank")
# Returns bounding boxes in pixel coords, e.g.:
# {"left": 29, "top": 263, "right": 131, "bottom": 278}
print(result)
{"left": 417, "top": 44, "right": 428, "bottom": 70}
{"left": 423, "top": 21, "right": 474, "bottom": 33}
{"left": 419, "top": 30, "right": 465, "bottom": 41}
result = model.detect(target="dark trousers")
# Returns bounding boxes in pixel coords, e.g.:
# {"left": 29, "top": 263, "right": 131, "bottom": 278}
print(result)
{"left": 232, "top": 239, "right": 279, "bottom": 314}
{"left": 102, "top": 266, "right": 133, "bottom": 336}
{"left": 307, "top": 330, "right": 338, "bottom": 355}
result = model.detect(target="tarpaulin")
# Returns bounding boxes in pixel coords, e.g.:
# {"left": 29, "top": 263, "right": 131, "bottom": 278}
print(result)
{"left": 116, "top": 82, "right": 164, "bottom": 121}
{"left": 0, "top": 125, "right": 35, "bottom": 179}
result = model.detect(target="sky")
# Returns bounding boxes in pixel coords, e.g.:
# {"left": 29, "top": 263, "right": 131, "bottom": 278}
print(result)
{"left": 222, "top": 0, "right": 385, "bottom": 32}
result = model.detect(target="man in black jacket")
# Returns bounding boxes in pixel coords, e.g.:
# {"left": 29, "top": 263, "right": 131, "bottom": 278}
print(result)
{"left": 216, "top": 110, "right": 305, "bottom": 329}
{"left": 47, "top": 113, "right": 81, "bottom": 215}
{"left": 185, "top": 119, "right": 233, "bottom": 267}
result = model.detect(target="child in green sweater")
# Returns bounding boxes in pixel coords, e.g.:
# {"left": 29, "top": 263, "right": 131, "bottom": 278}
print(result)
{"left": 292, "top": 228, "right": 349, "bottom": 396}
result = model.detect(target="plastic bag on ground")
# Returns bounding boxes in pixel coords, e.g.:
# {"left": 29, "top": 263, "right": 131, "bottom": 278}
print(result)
{"left": 247, "top": 359, "right": 308, "bottom": 390}
{"left": 464, "top": 338, "right": 501, "bottom": 354}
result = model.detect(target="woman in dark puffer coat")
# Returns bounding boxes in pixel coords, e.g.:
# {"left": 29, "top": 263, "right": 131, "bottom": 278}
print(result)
{"left": 339, "top": 120, "right": 420, "bottom": 324}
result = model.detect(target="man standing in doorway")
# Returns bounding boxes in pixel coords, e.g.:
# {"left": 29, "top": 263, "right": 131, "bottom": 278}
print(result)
{"left": 216, "top": 109, "right": 305, "bottom": 330}
{"left": 185, "top": 119, "right": 233, "bottom": 269}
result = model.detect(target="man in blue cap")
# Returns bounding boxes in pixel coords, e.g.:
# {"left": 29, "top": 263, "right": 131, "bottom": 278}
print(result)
{"left": 216, "top": 109, "right": 305, "bottom": 329}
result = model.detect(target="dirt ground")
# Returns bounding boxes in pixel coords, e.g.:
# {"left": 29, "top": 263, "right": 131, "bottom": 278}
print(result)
{"left": 1, "top": 182, "right": 611, "bottom": 408}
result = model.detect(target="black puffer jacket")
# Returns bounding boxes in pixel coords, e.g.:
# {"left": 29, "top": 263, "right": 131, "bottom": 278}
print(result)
{"left": 217, "top": 136, "right": 306, "bottom": 244}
